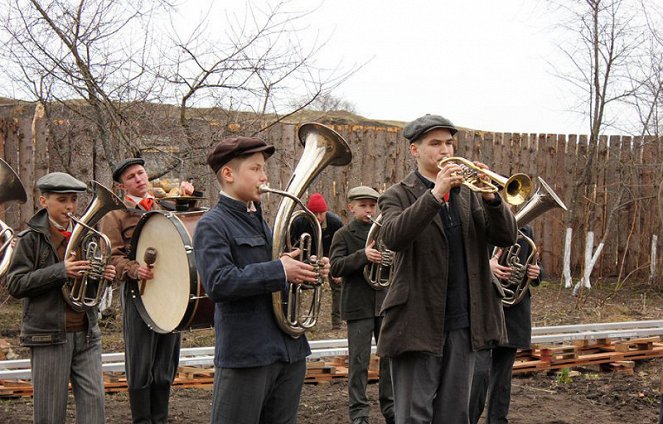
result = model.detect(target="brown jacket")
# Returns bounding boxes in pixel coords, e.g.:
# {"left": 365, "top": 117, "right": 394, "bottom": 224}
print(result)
{"left": 100, "top": 200, "right": 160, "bottom": 282}
{"left": 376, "top": 172, "right": 517, "bottom": 357}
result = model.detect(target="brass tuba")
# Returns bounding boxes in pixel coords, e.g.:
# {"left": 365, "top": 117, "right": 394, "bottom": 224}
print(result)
{"left": 0, "top": 158, "right": 28, "bottom": 279}
{"left": 363, "top": 214, "right": 394, "bottom": 290}
{"left": 260, "top": 122, "right": 352, "bottom": 338}
{"left": 494, "top": 177, "right": 567, "bottom": 306}
{"left": 439, "top": 157, "right": 533, "bottom": 206}
{"left": 62, "top": 181, "right": 127, "bottom": 312}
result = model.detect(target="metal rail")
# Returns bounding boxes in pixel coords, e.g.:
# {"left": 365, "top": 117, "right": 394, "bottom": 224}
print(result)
{"left": 2, "top": 320, "right": 662, "bottom": 380}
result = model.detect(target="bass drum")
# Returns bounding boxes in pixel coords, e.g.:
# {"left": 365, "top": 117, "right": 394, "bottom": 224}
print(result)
{"left": 130, "top": 210, "right": 214, "bottom": 333}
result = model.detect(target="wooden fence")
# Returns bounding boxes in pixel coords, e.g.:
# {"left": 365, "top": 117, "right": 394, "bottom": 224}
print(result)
{"left": 0, "top": 103, "right": 661, "bottom": 282}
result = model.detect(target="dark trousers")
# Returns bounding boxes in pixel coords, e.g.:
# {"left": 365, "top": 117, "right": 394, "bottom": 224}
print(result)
{"left": 390, "top": 328, "right": 475, "bottom": 424}
{"left": 123, "top": 284, "right": 181, "bottom": 423}
{"left": 347, "top": 317, "right": 394, "bottom": 422}
{"left": 331, "top": 281, "right": 342, "bottom": 327}
{"left": 469, "top": 347, "right": 517, "bottom": 424}
{"left": 211, "top": 359, "right": 306, "bottom": 424}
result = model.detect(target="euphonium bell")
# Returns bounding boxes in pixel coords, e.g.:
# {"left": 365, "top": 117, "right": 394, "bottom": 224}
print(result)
{"left": 438, "top": 157, "right": 533, "bottom": 206}
{"left": 260, "top": 122, "right": 352, "bottom": 338}
{"left": 62, "top": 181, "right": 127, "bottom": 312}
{"left": 494, "top": 177, "right": 567, "bottom": 306}
{"left": 363, "top": 214, "right": 393, "bottom": 290}
{"left": 0, "top": 158, "right": 28, "bottom": 279}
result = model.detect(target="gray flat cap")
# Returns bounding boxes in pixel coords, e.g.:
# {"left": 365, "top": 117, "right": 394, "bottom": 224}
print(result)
{"left": 37, "top": 172, "right": 87, "bottom": 193}
{"left": 347, "top": 186, "right": 380, "bottom": 201}
{"left": 403, "top": 114, "right": 457, "bottom": 143}
{"left": 113, "top": 158, "right": 145, "bottom": 182}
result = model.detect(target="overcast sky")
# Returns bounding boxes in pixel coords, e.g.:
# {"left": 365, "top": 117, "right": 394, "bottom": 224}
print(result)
{"left": 177, "top": 0, "right": 589, "bottom": 135}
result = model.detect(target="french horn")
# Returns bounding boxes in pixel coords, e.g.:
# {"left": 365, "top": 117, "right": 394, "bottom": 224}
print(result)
{"left": 494, "top": 177, "right": 567, "bottom": 306}
{"left": 363, "top": 214, "right": 393, "bottom": 290}
{"left": 260, "top": 122, "right": 352, "bottom": 338}
{"left": 0, "top": 158, "right": 28, "bottom": 279}
{"left": 62, "top": 181, "right": 126, "bottom": 312}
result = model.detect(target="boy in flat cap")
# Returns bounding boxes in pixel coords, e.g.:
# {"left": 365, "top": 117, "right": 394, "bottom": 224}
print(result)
{"left": 100, "top": 157, "right": 194, "bottom": 423}
{"left": 330, "top": 185, "right": 394, "bottom": 424}
{"left": 193, "top": 135, "right": 330, "bottom": 424}
{"left": 7, "top": 172, "right": 116, "bottom": 424}
{"left": 289, "top": 192, "right": 344, "bottom": 329}
{"left": 376, "top": 114, "right": 517, "bottom": 423}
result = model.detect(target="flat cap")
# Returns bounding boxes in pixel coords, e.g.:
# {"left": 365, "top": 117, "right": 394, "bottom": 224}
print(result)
{"left": 113, "top": 158, "right": 145, "bottom": 182}
{"left": 37, "top": 172, "right": 87, "bottom": 193}
{"left": 347, "top": 186, "right": 380, "bottom": 202}
{"left": 403, "top": 114, "right": 457, "bottom": 143}
{"left": 207, "top": 136, "right": 275, "bottom": 174}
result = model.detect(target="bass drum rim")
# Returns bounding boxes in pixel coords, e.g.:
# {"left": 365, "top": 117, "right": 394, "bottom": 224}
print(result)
{"left": 129, "top": 210, "right": 203, "bottom": 334}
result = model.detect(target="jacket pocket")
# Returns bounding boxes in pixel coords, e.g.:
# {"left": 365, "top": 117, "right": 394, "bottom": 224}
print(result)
{"left": 235, "top": 236, "right": 267, "bottom": 248}
{"left": 380, "top": 279, "right": 409, "bottom": 311}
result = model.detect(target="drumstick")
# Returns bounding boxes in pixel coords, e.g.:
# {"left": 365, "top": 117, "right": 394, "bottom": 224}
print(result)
{"left": 140, "top": 247, "right": 158, "bottom": 295}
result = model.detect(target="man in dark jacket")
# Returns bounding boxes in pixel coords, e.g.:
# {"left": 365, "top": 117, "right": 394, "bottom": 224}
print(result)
{"left": 377, "top": 114, "right": 517, "bottom": 424}
{"left": 7, "top": 172, "right": 116, "bottom": 424}
{"left": 330, "top": 185, "right": 394, "bottom": 424}
{"left": 290, "top": 192, "right": 344, "bottom": 329}
{"left": 193, "top": 136, "right": 330, "bottom": 424}
{"left": 469, "top": 225, "right": 542, "bottom": 424}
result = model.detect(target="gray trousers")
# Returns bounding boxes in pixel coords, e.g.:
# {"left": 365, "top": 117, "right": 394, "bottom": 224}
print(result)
{"left": 31, "top": 330, "right": 105, "bottom": 424}
{"left": 211, "top": 359, "right": 306, "bottom": 424}
{"left": 390, "top": 328, "right": 475, "bottom": 424}
{"left": 469, "top": 347, "right": 517, "bottom": 424}
{"left": 347, "top": 317, "right": 394, "bottom": 421}
{"left": 123, "top": 285, "right": 181, "bottom": 390}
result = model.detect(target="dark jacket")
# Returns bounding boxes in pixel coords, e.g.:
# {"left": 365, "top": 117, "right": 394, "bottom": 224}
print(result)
{"left": 498, "top": 225, "right": 543, "bottom": 349}
{"left": 330, "top": 219, "right": 387, "bottom": 321}
{"left": 289, "top": 212, "right": 343, "bottom": 258}
{"left": 376, "top": 172, "right": 518, "bottom": 357}
{"left": 193, "top": 195, "right": 310, "bottom": 368}
{"left": 7, "top": 209, "right": 100, "bottom": 346}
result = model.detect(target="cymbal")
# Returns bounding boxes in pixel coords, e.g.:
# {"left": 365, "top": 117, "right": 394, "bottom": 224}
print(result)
{"left": 157, "top": 195, "right": 206, "bottom": 203}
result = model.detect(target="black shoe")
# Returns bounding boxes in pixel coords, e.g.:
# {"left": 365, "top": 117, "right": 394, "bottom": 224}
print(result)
{"left": 352, "top": 417, "right": 369, "bottom": 424}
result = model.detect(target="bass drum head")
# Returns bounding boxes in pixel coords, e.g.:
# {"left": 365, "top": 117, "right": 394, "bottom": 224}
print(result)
{"left": 134, "top": 212, "right": 193, "bottom": 333}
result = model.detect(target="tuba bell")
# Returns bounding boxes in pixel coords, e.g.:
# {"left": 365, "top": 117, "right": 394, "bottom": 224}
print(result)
{"left": 363, "top": 214, "right": 394, "bottom": 290}
{"left": 0, "top": 158, "right": 28, "bottom": 279}
{"left": 439, "top": 157, "right": 533, "bottom": 206}
{"left": 62, "top": 181, "right": 127, "bottom": 312}
{"left": 260, "top": 122, "right": 352, "bottom": 338}
{"left": 494, "top": 177, "right": 567, "bottom": 306}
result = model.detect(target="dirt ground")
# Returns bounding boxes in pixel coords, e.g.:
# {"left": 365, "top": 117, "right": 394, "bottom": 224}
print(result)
{"left": 2, "top": 279, "right": 663, "bottom": 423}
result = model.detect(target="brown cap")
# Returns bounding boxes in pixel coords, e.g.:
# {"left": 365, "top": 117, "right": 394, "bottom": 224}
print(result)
{"left": 207, "top": 136, "right": 275, "bottom": 174}
{"left": 347, "top": 186, "right": 380, "bottom": 202}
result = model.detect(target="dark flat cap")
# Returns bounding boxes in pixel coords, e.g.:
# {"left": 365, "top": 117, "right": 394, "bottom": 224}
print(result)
{"left": 347, "top": 186, "right": 380, "bottom": 201}
{"left": 207, "top": 136, "right": 275, "bottom": 174}
{"left": 112, "top": 158, "right": 145, "bottom": 182}
{"left": 403, "top": 114, "right": 457, "bottom": 143}
{"left": 37, "top": 172, "right": 87, "bottom": 193}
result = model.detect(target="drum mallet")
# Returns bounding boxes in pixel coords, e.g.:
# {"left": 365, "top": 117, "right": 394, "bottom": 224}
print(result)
{"left": 140, "top": 247, "right": 158, "bottom": 295}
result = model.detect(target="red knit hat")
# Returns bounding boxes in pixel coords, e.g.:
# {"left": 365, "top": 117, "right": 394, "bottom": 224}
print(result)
{"left": 307, "top": 193, "right": 328, "bottom": 213}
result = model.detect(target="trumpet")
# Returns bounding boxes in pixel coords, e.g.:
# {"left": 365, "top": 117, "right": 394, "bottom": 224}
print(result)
{"left": 438, "top": 157, "right": 533, "bottom": 206}
{"left": 363, "top": 214, "right": 393, "bottom": 290}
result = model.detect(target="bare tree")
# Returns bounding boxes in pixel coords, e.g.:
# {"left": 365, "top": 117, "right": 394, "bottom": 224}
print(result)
{"left": 551, "top": 0, "right": 663, "bottom": 296}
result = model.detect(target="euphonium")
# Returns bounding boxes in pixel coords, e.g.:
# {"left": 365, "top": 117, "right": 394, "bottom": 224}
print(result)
{"left": 62, "top": 181, "right": 127, "bottom": 312}
{"left": 260, "top": 122, "right": 352, "bottom": 338}
{"left": 438, "top": 157, "right": 533, "bottom": 206}
{"left": 494, "top": 177, "right": 567, "bottom": 306}
{"left": 363, "top": 214, "right": 394, "bottom": 290}
{"left": 0, "top": 158, "right": 28, "bottom": 279}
